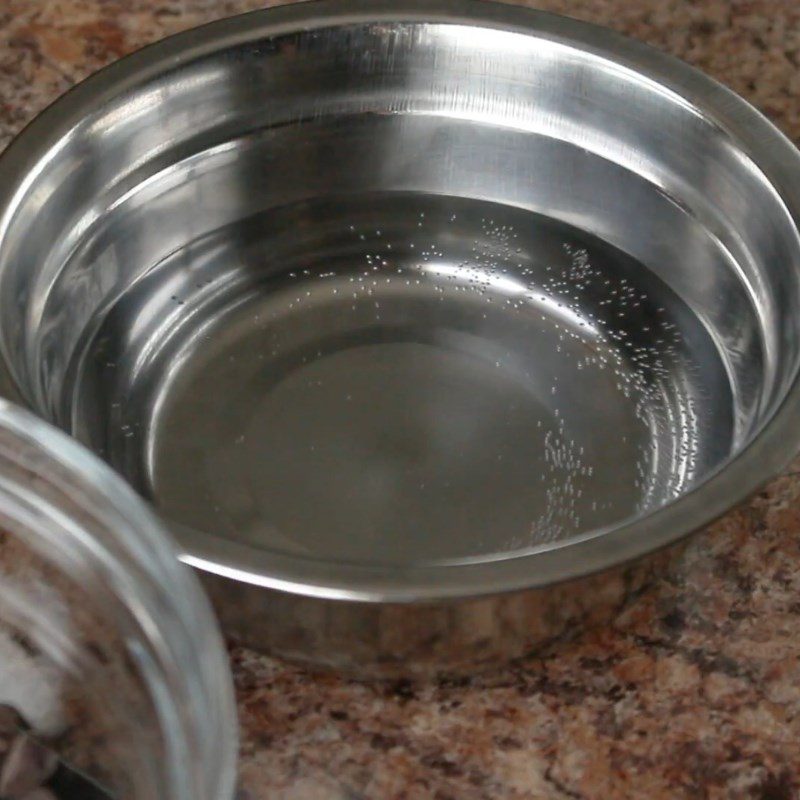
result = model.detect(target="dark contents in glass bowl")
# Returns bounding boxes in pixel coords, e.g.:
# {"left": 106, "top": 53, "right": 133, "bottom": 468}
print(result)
{"left": 0, "top": 704, "right": 111, "bottom": 800}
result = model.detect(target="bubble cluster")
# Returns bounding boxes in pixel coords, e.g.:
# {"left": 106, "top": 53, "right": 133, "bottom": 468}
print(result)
{"left": 325, "top": 208, "right": 709, "bottom": 547}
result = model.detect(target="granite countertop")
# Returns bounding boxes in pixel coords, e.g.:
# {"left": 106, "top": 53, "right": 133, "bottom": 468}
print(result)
{"left": 3, "top": 1, "right": 800, "bottom": 798}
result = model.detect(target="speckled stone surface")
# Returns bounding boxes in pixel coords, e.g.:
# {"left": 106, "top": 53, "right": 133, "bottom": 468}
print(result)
{"left": 2, "top": 2, "right": 800, "bottom": 798}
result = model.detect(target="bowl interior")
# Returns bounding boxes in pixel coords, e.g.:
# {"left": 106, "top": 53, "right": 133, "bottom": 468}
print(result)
{"left": 1, "top": 6, "right": 799, "bottom": 590}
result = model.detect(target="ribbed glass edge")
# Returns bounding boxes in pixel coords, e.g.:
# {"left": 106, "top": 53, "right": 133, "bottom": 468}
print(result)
{"left": 0, "top": 399, "right": 238, "bottom": 800}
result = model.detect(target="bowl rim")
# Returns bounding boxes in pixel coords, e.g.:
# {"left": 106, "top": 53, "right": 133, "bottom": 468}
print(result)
{"left": 2, "top": 0, "right": 800, "bottom": 603}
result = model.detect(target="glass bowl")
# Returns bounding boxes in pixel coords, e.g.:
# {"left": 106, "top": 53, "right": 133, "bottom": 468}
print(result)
{"left": 0, "top": 400, "right": 237, "bottom": 799}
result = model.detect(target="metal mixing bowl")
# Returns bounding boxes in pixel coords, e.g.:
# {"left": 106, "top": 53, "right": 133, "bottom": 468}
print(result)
{"left": 1, "top": 0, "right": 800, "bottom": 673}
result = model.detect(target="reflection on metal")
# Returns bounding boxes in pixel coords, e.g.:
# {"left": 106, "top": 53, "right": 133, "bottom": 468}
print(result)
{"left": 0, "top": 1, "right": 799, "bottom": 672}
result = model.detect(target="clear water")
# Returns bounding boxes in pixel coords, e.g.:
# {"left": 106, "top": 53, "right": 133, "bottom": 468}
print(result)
{"left": 73, "top": 193, "right": 733, "bottom": 566}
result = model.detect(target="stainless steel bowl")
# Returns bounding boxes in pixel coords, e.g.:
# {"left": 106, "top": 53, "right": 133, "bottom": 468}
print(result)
{"left": 1, "top": 0, "right": 800, "bottom": 674}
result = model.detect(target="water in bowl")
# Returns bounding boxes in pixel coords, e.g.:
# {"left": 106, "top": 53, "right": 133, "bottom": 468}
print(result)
{"left": 72, "top": 193, "right": 733, "bottom": 565}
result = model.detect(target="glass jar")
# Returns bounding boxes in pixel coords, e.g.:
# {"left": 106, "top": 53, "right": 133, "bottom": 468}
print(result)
{"left": 0, "top": 400, "right": 237, "bottom": 799}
